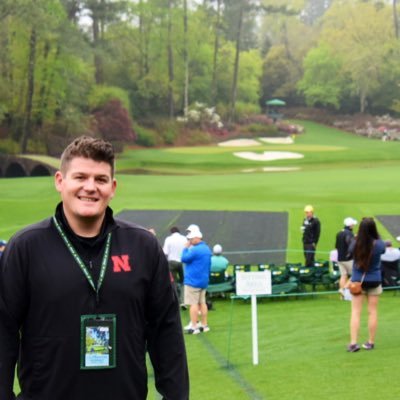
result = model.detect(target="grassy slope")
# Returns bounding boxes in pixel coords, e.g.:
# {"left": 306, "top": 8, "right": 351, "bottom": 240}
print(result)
{"left": 2, "top": 120, "right": 400, "bottom": 256}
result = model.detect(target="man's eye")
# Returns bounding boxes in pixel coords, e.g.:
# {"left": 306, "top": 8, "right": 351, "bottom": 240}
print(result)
{"left": 97, "top": 177, "right": 109, "bottom": 183}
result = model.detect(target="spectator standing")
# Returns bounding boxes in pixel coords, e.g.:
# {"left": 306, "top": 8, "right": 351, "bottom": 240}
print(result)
{"left": 182, "top": 225, "right": 212, "bottom": 335}
{"left": 301, "top": 205, "right": 321, "bottom": 267}
{"left": 335, "top": 217, "right": 357, "bottom": 297}
{"left": 163, "top": 226, "right": 187, "bottom": 304}
{"left": 347, "top": 217, "right": 385, "bottom": 352}
{"left": 0, "top": 136, "right": 188, "bottom": 400}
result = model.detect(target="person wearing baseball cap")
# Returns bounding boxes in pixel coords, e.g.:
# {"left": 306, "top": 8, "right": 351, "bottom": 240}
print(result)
{"left": 301, "top": 205, "right": 321, "bottom": 267}
{"left": 181, "top": 226, "right": 212, "bottom": 335}
{"left": 335, "top": 217, "right": 357, "bottom": 298}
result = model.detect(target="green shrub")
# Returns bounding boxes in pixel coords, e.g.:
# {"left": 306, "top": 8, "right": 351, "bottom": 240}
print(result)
{"left": 155, "top": 120, "right": 181, "bottom": 145}
{"left": 181, "top": 129, "right": 212, "bottom": 146}
{"left": 234, "top": 101, "right": 261, "bottom": 122}
{"left": 88, "top": 85, "right": 131, "bottom": 111}
{"left": 240, "top": 123, "right": 279, "bottom": 135}
{"left": 0, "top": 139, "right": 20, "bottom": 154}
{"left": 135, "top": 125, "right": 158, "bottom": 147}
{"left": 215, "top": 102, "right": 229, "bottom": 121}
{"left": 27, "top": 139, "right": 47, "bottom": 154}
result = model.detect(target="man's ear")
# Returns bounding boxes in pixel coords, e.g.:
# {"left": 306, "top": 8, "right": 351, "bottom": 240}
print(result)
{"left": 54, "top": 170, "right": 63, "bottom": 193}
{"left": 109, "top": 179, "right": 117, "bottom": 199}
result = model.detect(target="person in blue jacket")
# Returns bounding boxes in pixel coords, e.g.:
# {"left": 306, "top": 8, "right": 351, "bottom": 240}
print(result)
{"left": 182, "top": 225, "right": 212, "bottom": 335}
{"left": 347, "top": 217, "right": 385, "bottom": 353}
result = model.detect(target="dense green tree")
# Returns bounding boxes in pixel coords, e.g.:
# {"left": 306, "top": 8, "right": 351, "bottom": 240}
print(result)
{"left": 321, "top": 1, "right": 395, "bottom": 112}
{"left": 297, "top": 43, "right": 344, "bottom": 108}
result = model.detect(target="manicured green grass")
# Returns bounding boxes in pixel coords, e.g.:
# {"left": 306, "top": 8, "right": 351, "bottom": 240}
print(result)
{"left": 13, "top": 293, "right": 400, "bottom": 399}
{"left": 149, "top": 293, "right": 400, "bottom": 399}
{"left": 117, "top": 121, "right": 400, "bottom": 173}
{"left": 3, "top": 120, "right": 400, "bottom": 399}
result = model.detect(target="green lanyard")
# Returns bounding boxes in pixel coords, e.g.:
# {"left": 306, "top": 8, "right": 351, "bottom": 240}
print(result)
{"left": 53, "top": 216, "right": 112, "bottom": 304}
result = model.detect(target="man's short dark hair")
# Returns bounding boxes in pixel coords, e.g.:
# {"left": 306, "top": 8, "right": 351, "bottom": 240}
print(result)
{"left": 60, "top": 136, "right": 115, "bottom": 176}
{"left": 170, "top": 226, "right": 180, "bottom": 233}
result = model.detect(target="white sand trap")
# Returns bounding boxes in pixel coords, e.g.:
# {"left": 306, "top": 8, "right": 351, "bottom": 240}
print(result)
{"left": 242, "top": 167, "right": 300, "bottom": 173}
{"left": 234, "top": 151, "right": 304, "bottom": 161}
{"left": 218, "top": 138, "right": 261, "bottom": 147}
{"left": 262, "top": 167, "right": 300, "bottom": 172}
{"left": 259, "top": 137, "right": 294, "bottom": 144}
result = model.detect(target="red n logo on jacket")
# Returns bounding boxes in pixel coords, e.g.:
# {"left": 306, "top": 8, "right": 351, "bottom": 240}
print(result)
{"left": 112, "top": 255, "right": 132, "bottom": 272}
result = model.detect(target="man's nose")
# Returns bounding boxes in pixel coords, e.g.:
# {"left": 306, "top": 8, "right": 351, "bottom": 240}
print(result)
{"left": 83, "top": 178, "right": 96, "bottom": 190}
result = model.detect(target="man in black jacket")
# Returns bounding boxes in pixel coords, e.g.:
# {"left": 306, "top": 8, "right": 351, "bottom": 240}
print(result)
{"left": 335, "top": 217, "right": 357, "bottom": 296}
{"left": 301, "top": 205, "right": 321, "bottom": 267}
{"left": 0, "top": 136, "right": 189, "bottom": 400}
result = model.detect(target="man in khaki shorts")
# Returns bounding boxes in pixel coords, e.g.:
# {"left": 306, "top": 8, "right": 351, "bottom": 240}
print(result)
{"left": 335, "top": 217, "right": 357, "bottom": 298}
{"left": 181, "top": 225, "right": 212, "bottom": 335}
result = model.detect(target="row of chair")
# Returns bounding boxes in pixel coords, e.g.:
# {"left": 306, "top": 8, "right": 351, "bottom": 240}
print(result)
{"left": 207, "top": 260, "right": 340, "bottom": 297}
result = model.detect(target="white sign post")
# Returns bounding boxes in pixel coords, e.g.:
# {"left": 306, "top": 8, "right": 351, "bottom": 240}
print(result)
{"left": 236, "top": 271, "right": 271, "bottom": 365}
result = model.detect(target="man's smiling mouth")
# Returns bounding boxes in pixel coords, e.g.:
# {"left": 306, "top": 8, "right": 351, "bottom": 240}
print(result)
{"left": 79, "top": 197, "right": 98, "bottom": 202}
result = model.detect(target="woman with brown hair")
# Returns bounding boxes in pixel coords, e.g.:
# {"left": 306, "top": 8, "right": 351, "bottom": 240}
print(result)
{"left": 347, "top": 217, "right": 385, "bottom": 352}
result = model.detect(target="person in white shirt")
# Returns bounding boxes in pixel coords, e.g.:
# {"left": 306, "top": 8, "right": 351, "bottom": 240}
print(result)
{"left": 163, "top": 227, "right": 187, "bottom": 304}
{"left": 381, "top": 240, "right": 400, "bottom": 287}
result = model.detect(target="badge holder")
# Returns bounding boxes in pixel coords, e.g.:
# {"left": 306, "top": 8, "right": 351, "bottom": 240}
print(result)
{"left": 80, "top": 314, "right": 116, "bottom": 369}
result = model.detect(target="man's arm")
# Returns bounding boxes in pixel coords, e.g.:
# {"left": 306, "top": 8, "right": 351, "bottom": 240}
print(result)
{"left": 0, "top": 243, "right": 25, "bottom": 400}
{"left": 162, "top": 237, "right": 170, "bottom": 256}
{"left": 314, "top": 219, "right": 321, "bottom": 244}
{"left": 0, "top": 297, "right": 19, "bottom": 400}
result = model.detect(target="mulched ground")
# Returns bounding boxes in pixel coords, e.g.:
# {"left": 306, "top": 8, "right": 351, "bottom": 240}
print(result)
{"left": 116, "top": 210, "right": 288, "bottom": 265}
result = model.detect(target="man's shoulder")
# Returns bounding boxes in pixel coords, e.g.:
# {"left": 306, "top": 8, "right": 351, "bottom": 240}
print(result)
{"left": 198, "top": 241, "right": 212, "bottom": 254}
{"left": 12, "top": 217, "right": 53, "bottom": 241}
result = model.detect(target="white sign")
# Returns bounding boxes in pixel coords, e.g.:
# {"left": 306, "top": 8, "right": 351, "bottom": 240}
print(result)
{"left": 236, "top": 271, "right": 272, "bottom": 296}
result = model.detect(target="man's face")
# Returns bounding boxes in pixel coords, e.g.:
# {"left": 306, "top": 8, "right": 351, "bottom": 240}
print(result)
{"left": 305, "top": 211, "right": 313, "bottom": 219}
{"left": 55, "top": 157, "right": 116, "bottom": 224}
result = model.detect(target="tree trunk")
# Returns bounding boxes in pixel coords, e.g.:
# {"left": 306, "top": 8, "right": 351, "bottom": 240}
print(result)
{"left": 92, "top": 1, "right": 103, "bottom": 84}
{"left": 360, "top": 90, "right": 366, "bottom": 114}
{"left": 21, "top": 28, "right": 37, "bottom": 153}
{"left": 36, "top": 41, "right": 51, "bottom": 128}
{"left": 228, "top": 2, "right": 244, "bottom": 124}
{"left": 393, "top": 0, "right": 399, "bottom": 39}
{"left": 183, "top": 0, "right": 189, "bottom": 116}
{"left": 211, "top": 0, "right": 222, "bottom": 106}
{"left": 167, "top": 0, "right": 174, "bottom": 118}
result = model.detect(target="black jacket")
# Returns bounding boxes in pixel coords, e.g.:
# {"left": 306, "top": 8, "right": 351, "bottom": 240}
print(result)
{"left": 302, "top": 216, "right": 321, "bottom": 245}
{"left": 335, "top": 227, "right": 354, "bottom": 261}
{"left": 0, "top": 204, "right": 189, "bottom": 400}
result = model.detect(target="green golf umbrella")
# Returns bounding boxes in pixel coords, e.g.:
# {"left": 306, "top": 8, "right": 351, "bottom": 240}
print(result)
{"left": 266, "top": 99, "right": 286, "bottom": 106}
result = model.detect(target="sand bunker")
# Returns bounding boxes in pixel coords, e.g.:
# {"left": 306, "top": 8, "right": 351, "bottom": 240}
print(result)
{"left": 242, "top": 167, "right": 300, "bottom": 173}
{"left": 259, "top": 137, "right": 294, "bottom": 144}
{"left": 218, "top": 139, "right": 261, "bottom": 147}
{"left": 219, "top": 137, "right": 294, "bottom": 147}
{"left": 234, "top": 151, "right": 304, "bottom": 161}
{"left": 262, "top": 167, "right": 300, "bottom": 172}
